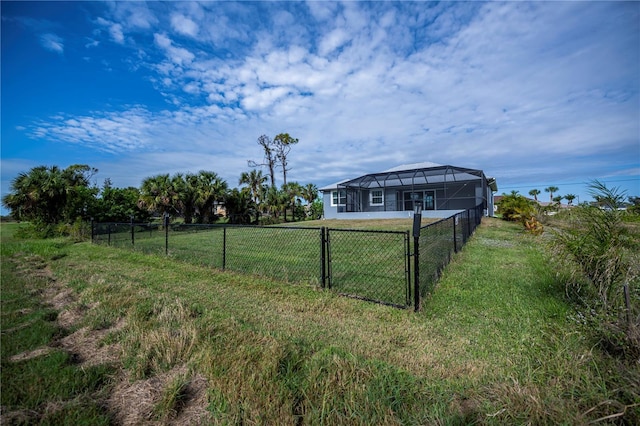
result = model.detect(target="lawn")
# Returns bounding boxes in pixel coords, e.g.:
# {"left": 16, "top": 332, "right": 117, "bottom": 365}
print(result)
{"left": 94, "top": 220, "right": 414, "bottom": 307}
{"left": 1, "top": 218, "right": 638, "bottom": 424}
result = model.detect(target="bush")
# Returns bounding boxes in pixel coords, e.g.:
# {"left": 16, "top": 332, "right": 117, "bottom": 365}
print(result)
{"left": 551, "top": 181, "right": 639, "bottom": 359}
{"left": 497, "top": 192, "right": 542, "bottom": 234}
{"left": 56, "top": 218, "right": 92, "bottom": 242}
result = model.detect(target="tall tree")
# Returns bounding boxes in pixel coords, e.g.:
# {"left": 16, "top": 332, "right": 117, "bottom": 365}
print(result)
{"left": 2, "top": 164, "right": 97, "bottom": 225}
{"left": 239, "top": 169, "right": 267, "bottom": 205}
{"left": 564, "top": 194, "right": 576, "bottom": 206}
{"left": 248, "top": 135, "right": 277, "bottom": 188}
{"left": 139, "top": 174, "right": 180, "bottom": 218}
{"left": 97, "top": 185, "right": 149, "bottom": 222}
{"left": 265, "top": 186, "right": 288, "bottom": 219}
{"left": 193, "top": 171, "right": 227, "bottom": 223}
{"left": 282, "top": 182, "right": 302, "bottom": 221}
{"left": 528, "top": 189, "right": 541, "bottom": 202}
{"left": 301, "top": 183, "right": 318, "bottom": 206}
{"left": 273, "top": 133, "right": 299, "bottom": 186}
{"left": 175, "top": 173, "right": 198, "bottom": 224}
{"left": 545, "top": 186, "right": 559, "bottom": 203}
{"left": 223, "top": 188, "right": 255, "bottom": 224}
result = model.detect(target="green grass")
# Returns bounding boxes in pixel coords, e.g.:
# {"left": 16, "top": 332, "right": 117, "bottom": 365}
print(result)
{"left": 1, "top": 223, "right": 115, "bottom": 424}
{"left": 2, "top": 219, "right": 638, "bottom": 423}
{"left": 94, "top": 221, "right": 413, "bottom": 306}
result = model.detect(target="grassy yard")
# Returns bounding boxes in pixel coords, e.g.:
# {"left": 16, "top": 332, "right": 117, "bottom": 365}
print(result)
{"left": 1, "top": 218, "right": 638, "bottom": 424}
{"left": 95, "top": 220, "right": 414, "bottom": 306}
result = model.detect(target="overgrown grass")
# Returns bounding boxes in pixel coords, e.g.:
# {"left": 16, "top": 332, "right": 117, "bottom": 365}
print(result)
{"left": 1, "top": 223, "right": 115, "bottom": 424}
{"left": 2, "top": 219, "right": 638, "bottom": 423}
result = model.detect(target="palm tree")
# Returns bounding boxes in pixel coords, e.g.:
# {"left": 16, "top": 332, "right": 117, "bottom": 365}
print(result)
{"left": 564, "top": 194, "right": 576, "bottom": 206}
{"left": 139, "top": 174, "right": 180, "bottom": 219}
{"left": 301, "top": 183, "right": 318, "bottom": 206}
{"left": 528, "top": 189, "right": 540, "bottom": 202}
{"left": 2, "top": 164, "right": 97, "bottom": 225}
{"left": 239, "top": 170, "right": 267, "bottom": 205}
{"left": 282, "top": 182, "right": 302, "bottom": 221}
{"left": 545, "top": 186, "right": 559, "bottom": 203}
{"left": 176, "top": 173, "right": 198, "bottom": 224}
{"left": 193, "top": 171, "right": 227, "bottom": 223}
{"left": 265, "top": 186, "right": 288, "bottom": 219}
{"left": 223, "top": 188, "right": 254, "bottom": 224}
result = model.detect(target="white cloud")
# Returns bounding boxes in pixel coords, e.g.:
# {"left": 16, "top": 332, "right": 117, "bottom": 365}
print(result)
{"left": 171, "top": 13, "right": 199, "bottom": 37}
{"left": 153, "top": 33, "right": 195, "bottom": 66}
{"left": 96, "top": 17, "right": 125, "bottom": 44}
{"left": 15, "top": 1, "right": 639, "bottom": 200}
{"left": 109, "top": 23, "right": 124, "bottom": 44}
{"left": 30, "top": 108, "right": 154, "bottom": 153}
{"left": 318, "top": 28, "right": 349, "bottom": 56}
{"left": 107, "top": 1, "right": 158, "bottom": 30}
{"left": 40, "top": 33, "right": 63, "bottom": 53}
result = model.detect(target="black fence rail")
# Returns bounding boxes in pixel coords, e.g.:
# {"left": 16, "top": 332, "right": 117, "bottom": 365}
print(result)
{"left": 327, "top": 229, "right": 410, "bottom": 308}
{"left": 91, "top": 203, "right": 484, "bottom": 310}
{"left": 413, "top": 203, "right": 484, "bottom": 310}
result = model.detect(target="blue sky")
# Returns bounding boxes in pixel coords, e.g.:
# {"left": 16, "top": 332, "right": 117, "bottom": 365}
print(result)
{"left": 2, "top": 1, "right": 639, "bottom": 213}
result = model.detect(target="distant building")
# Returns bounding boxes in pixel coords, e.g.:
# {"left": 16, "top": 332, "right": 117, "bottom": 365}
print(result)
{"left": 320, "top": 162, "right": 498, "bottom": 219}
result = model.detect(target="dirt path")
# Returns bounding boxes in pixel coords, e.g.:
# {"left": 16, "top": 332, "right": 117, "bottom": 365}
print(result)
{"left": 2, "top": 254, "right": 212, "bottom": 425}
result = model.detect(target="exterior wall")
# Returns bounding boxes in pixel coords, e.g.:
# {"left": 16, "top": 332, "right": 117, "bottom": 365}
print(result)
{"left": 322, "top": 180, "right": 493, "bottom": 218}
{"left": 323, "top": 191, "right": 339, "bottom": 219}
{"left": 321, "top": 209, "right": 464, "bottom": 220}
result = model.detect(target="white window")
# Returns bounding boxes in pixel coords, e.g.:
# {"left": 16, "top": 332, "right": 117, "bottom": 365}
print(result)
{"left": 331, "top": 190, "right": 346, "bottom": 206}
{"left": 370, "top": 189, "right": 384, "bottom": 206}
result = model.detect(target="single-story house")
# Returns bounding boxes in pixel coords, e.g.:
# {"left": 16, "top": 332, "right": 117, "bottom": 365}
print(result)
{"left": 320, "top": 162, "right": 498, "bottom": 219}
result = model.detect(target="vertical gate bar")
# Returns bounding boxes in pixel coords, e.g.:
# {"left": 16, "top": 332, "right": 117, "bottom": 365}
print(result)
{"left": 405, "top": 231, "right": 411, "bottom": 307}
{"left": 131, "top": 215, "right": 135, "bottom": 246}
{"left": 320, "top": 227, "right": 326, "bottom": 288}
{"left": 108, "top": 224, "right": 111, "bottom": 246}
{"left": 453, "top": 214, "right": 458, "bottom": 253}
{"left": 222, "top": 226, "right": 227, "bottom": 270}
{"left": 412, "top": 206, "right": 422, "bottom": 312}
{"left": 413, "top": 234, "right": 420, "bottom": 312}
{"left": 326, "top": 229, "right": 332, "bottom": 289}
{"left": 164, "top": 214, "right": 169, "bottom": 255}
{"left": 90, "top": 218, "right": 95, "bottom": 243}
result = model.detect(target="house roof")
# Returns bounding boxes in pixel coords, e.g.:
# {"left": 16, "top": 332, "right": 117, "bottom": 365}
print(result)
{"left": 320, "top": 162, "right": 497, "bottom": 192}
{"left": 382, "top": 162, "right": 444, "bottom": 173}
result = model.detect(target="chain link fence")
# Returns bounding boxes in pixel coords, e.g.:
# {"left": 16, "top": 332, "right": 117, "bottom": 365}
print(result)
{"left": 92, "top": 203, "right": 484, "bottom": 310}
{"left": 414, "top": 203, "right": 484, "bottom": 310}
{"left": 327, "top": 229, "right": 410, "bottom": 308}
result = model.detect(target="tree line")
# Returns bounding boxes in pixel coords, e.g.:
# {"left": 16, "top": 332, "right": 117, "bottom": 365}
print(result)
{"left": 2, "top": 134, "right": 323, "bottom": 236}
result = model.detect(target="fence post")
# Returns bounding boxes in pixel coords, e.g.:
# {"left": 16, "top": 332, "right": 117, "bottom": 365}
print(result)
{"left": 412, "top": 206, "right": 422, "bottom": 312}
{"left": 467, "top": 208, "right": 472, "bottom": 239}
{"left": 320, "top": 227, "right": 327, "bottom": 288}
{"left": 405, "top": 231, "right": 411, "bottom": 307}
{"left": 130, "top": 215, "right": 135, "bottom": 246}
{"left": 90, "top": 218, "right": 94, "bottom": 243}
{"left": 453, "top": 214, "right": 458, "bottom": 253}
{"left": 164, "top": 214, "right": 169, "bottom": 255}
{"left": 222, "top": 226, "right": 227, "bottom": 270}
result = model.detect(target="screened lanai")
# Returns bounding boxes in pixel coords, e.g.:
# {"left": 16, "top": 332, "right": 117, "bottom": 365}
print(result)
{"left": 322, "top": 162, "right": 497, "bottom": 219}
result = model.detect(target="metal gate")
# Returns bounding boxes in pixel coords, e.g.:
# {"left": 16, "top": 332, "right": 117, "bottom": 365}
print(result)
{"left": 326, "top": 228, "right": 411, "bottom": 308}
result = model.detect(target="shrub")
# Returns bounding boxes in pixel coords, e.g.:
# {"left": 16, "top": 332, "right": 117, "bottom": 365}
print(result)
{"left": 551, "top": 180, "right": 639, "bottom": 359}
{"left": 497, "top": 192, "right": 542, "bottom": 234}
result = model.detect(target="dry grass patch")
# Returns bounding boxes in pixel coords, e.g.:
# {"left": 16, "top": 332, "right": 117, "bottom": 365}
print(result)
{"left": 107, "top": 365, "right": 211, "bottom": 425}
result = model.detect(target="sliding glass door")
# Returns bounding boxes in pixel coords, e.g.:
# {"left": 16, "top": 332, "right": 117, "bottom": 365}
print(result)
{"left": 403, "top": 190, "right": 435, "bottom": 211}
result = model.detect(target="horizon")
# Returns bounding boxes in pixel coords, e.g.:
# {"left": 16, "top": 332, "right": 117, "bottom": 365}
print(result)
{"left": 2, "top": 1, "right": 639, "bottom": 215}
